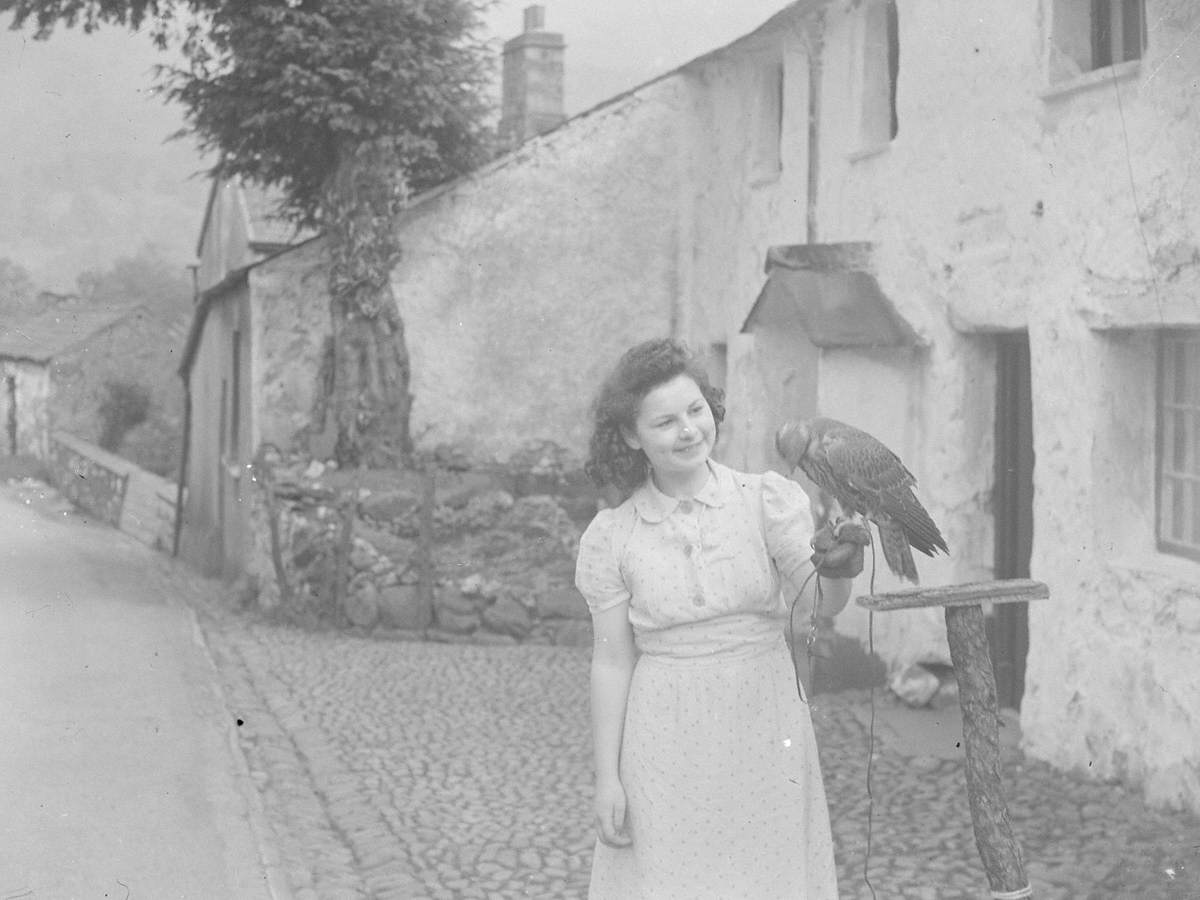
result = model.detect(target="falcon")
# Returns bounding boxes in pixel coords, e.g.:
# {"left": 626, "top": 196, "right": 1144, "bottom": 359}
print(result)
{"left": 776, "top": 417, "right": 948, "bottom": 583}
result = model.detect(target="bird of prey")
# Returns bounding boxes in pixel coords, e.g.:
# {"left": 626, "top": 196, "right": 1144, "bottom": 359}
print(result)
{"left": 776, "top": 417, "right": 948, "bottom": 582}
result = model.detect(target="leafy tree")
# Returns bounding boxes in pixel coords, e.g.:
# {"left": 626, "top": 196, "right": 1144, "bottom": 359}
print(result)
{"left": 97, "top": 378, "right": 151, "bottom": 452}
{"left": 4, "top": 0, "right": 496, "bottom": 466}
{"left": 77, "top": 243, "right": 193, "bottom": 318}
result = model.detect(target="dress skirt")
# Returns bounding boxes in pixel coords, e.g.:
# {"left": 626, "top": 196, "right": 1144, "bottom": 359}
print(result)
{"left": 588, "top": 637, "right": 838, "bottom": 899}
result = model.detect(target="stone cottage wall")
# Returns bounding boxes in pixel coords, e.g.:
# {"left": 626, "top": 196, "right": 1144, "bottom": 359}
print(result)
{"left": 49, "top": 308, "right": 187, "bottom": 477}
{"left": 239, "top": 441, "right": 597, "bottom": 648}
{"left": 808, "top": 0, "right": 1200, "bottom": 813}
{"left": 387, "top": 81, "right": 683, "bottom": 459}
{"left": 0, "top": 359, "right": 49, "bottom": 457}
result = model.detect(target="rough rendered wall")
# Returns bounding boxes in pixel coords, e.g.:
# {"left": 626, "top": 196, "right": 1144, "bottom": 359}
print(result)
{"left": 251, "top": 241, "right": 330, "bottom": 451}
{"left": 815, "top": 0, "right": 1200, "bottom": 811}
{"left": 390, "top": 83, "right": 680, "bottom": 459}
{"left": 1021, "top": 1, "right": 1200, "bottom": 814}
{"left": 685, "top": 29, "right": 816, "bottom": 472}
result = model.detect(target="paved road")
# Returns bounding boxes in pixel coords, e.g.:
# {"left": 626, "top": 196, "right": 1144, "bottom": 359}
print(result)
{"left": 6, "top": 477, "right": 1199, "bottom": 900}
{"left": 0, "top": 484, "right": 279, "bottom": 899}
{"left": 179, "top": 581, "right": 1200, "bottom": 898}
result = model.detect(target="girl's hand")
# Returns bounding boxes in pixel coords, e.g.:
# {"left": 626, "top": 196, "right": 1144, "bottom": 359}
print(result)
{"left": 594, "top": 775, "right": 632, "bottom": 848}
{"left": 810, "top": 517, "right": 870, "bottom": 579}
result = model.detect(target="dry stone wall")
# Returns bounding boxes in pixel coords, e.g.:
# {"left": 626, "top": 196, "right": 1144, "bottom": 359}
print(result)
{"left": 241, "top": 440, "right": 598, "bottom": 648}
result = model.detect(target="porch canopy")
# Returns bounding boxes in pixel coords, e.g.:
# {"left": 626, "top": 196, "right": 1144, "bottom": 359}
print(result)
{"left": 741, "top": 242, "right": 921, "bottom": 347}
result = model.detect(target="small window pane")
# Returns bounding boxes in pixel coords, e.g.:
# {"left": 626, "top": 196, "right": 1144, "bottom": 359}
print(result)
{"left": 1192, "top": 481, "right": 1200, "bottom": 548}
{"left": 1178, "top": 483, "right": 1186, "bottom": 537}
{"left": 1173, "top": 340, "right": 1187, "bottom": 400}
{"left": 1173, "top": 410, "right": 1188, "bottom": 471}
{"left": 1159, "top": 331, "right": 1200, "bottom": 559}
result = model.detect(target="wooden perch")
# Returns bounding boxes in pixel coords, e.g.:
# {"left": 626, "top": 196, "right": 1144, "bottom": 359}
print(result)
{"left": 857, "top": 578, "right": 1048, "bottom": 611}
{"left": 856, "top": 578, "right": 1050, "bottom": 900}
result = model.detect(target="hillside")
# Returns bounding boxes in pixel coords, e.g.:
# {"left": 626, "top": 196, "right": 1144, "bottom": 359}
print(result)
{"left": 0, "top": 18, "right": 210, "bottom": 293}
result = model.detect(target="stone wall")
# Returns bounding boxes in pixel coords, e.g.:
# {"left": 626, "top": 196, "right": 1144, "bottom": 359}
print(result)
{"left": 240, "top": 440, "right": 597, "bottom": 648}
{"left": 45, "top": 430, "right": 177, "bottom": 551}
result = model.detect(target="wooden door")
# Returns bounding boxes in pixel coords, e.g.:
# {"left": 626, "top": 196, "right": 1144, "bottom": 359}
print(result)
{"left": 990, "top": 332, "right": 1034, "bottom": 709}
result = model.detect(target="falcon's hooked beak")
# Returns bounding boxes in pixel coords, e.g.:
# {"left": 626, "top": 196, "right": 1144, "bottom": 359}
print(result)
{"left": 775, "top": 421, "right": 811, "bottom": 469}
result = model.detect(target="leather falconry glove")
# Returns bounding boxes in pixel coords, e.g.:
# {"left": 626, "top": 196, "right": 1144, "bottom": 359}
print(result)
{"left": 810, "top": 519, "right": 871, "bottom": 579}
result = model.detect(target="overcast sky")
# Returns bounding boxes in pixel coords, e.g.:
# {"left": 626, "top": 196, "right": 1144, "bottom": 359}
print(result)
{"left": 0, "top": 1, "right": 790, "bottom": 290}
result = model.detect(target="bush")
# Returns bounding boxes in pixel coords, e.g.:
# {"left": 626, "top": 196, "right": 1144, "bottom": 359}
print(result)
{"left": 97, "top": 380, "right": 151, "bottom": 452}
{"left": 120, "top": 417, "right": 181, "bottom": 478}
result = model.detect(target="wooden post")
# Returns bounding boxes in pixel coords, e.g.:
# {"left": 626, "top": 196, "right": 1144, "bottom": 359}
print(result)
{"left": 857, "top": 578, "right": 1049, "bottom": 899}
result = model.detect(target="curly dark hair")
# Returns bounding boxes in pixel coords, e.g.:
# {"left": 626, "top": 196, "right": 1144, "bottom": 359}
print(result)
{"left": 584, "top": 338, "right": 726, "bottom": 495}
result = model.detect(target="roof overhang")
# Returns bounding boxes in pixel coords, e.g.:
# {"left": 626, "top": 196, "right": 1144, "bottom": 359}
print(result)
{"left": 177, "top": 266, "right": 250, "bottom": 380}
{"left": 742, "top": 242, "right": 922, "bottom": 348}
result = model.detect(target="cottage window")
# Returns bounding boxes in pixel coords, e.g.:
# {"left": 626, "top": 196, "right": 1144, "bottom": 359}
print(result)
{"left": 1158, "top": 330, "right": 1200, "bottom": 561}
{"left": 856, "top": 0, "right": 899, "bottom": 151}
{"left": 1050, "top": 0, "right": 1144, "bottom": 81}
{"left": 1090, "top": 0, "right": 1144, "bottom": 68}
{"left": 750, "top": 59, "right": 784, "bottom": 182}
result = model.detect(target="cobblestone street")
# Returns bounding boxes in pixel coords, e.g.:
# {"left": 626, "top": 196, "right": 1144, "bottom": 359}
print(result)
{"left": 174, "top": 567, "right": 1200, "bottom": 900}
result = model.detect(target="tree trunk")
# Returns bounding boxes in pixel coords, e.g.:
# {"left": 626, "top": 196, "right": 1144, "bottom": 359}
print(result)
{"left": 321, "top": 138, "right": 414, "bottom": 469}
{"left": 329, "top": 288, "right": 413, "bottom": 468}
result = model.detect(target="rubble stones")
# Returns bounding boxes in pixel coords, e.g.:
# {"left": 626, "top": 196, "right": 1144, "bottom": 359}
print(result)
{"left": 247, "top": 441, "right": 596, "bottom": 647}
{"left": 436, "top": 589, "right": 481, "bottom": 616}
{"left": 378, "top": 585, "right": 433, "bottom": 630}
{"left": 435, "top": 606, "right": 480, "bottom": 634}
{"left": 436, "top": 471, "right": 507, "bottom": 510}
{"left": 481, "top": 596, "right": 534, "bottom": 639}
{"left": 506, "top": 495, "right": 572, "bottom": 539}
{"left": 359, "top": 488, "right": 421, "bottom": 521}
{"left": 535, "top": 588, "right": 589, "bottom": 621}
{"left": 344, "top": 583, "right": 381, "bottom": 629}
{"left": 891, "top": 662, "right": 943, "bottom": 708}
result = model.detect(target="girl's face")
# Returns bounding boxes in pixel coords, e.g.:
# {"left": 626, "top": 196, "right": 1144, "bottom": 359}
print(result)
{"left": 623, "top": 374, "right": 716, "bottom": 485}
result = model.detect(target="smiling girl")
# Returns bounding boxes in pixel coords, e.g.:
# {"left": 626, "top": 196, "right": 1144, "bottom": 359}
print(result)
{"left": 576, "top": 338, "right": 853, "bottom": 899}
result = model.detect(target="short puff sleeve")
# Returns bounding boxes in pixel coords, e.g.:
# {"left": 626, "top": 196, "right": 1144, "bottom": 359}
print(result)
{"left": 761, "top": 470, "right": 817, "bottom": 591}
{"left": 574, "top": 509, "right": 631, "bottom": 615}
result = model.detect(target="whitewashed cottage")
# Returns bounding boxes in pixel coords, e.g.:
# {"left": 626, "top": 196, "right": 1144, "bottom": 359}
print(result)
{"left": 179, "top": 0, "right": 1200, "bottom": 813}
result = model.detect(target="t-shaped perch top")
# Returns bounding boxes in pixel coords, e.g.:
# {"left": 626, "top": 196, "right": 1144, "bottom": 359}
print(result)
{"left": 856, "top": 578, "right": 1049, "bottom": 612}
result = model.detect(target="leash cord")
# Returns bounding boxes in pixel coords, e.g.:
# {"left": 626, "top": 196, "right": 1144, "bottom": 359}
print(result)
{"left": 864, "top": 535, "right": 878, "bottom": 900}
{"left": 787, "top": 567, "right": 821, "bottom": 704}
{"left": 786, "top": 542, "right": 878, "bottom": 900}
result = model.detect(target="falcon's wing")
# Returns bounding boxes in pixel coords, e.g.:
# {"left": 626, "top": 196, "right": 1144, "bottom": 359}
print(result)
{"left": 823, "top": 426, "right": 947, "bottom": 556}
{"left": 820, "top": 424, "right": 915, "bottom": 508}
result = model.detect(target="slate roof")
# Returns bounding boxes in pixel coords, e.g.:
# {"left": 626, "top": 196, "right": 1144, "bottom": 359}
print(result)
{"left": 194, "top": 177, "right": 316, "bottom": 258}
{"left": 242, "top": 184, "right": 314, "bottom": 249}
{"left": 0, "top": 304, "right": 146, "bottom": 363}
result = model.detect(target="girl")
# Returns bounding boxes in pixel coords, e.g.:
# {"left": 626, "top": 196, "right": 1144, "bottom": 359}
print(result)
{"left": 576, "top": 338, "right": 856, "bottom": 899}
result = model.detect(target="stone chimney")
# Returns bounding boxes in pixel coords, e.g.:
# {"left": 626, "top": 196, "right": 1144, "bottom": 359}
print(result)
{"left": 498, "top": 5, "right": 566, "bottom": 149}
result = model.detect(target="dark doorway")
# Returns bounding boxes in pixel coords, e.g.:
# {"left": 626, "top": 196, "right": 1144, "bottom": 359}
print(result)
{"left": 990, "top": 332, "right": 1034, "bottom": 709}
{"left": 4, "top": 375, "right": 16, "bottom": 455}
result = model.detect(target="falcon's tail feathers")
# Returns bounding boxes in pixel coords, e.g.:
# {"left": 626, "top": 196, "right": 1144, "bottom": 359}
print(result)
{"left": 897, "top": 493, "right": 949, "bottom": 558}
{"left": 877, "top": 520, "right": 920, "bottom": 583}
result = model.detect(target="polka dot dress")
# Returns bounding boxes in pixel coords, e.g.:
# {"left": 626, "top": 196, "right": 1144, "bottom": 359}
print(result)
{"left": 576, "top": 462, "right": 838, "bottom": 899}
